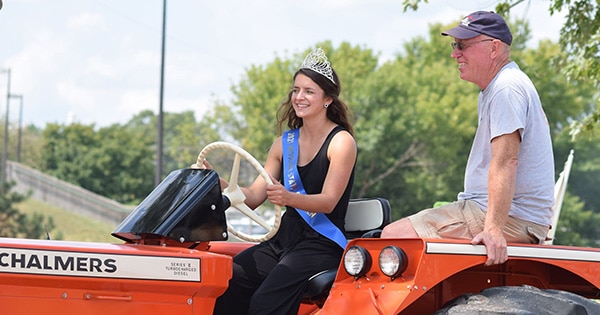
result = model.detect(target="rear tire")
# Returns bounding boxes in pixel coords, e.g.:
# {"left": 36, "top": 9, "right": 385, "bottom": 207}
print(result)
{"left": 434, "top": 285, "right": 600, "bottom": 315}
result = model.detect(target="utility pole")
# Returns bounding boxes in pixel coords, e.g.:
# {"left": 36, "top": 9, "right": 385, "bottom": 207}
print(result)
{"left": 1, "top": 68, "right": 10, "bottom": 186}
{"left": 8, "top": 94, "right": 23, "bottom": 162}
{"left": 17, "top": 95, "right": 22, "bottom": 163}
{"left": 156, "top": 0, "right": 167, "bottom": 186}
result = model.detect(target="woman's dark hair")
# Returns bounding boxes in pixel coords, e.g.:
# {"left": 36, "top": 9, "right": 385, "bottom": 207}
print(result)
{"left": 276, "top": 68, "right": 354, "bottom": 135}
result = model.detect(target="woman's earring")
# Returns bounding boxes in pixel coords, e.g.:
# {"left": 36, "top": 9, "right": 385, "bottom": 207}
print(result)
{"left": 324, "top": 103, "right": 329, "bottom": 108}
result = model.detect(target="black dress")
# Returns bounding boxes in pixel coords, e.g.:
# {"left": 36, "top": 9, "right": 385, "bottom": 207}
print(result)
{"left": 213, "top": 126, "right": 355, "bottom": 315}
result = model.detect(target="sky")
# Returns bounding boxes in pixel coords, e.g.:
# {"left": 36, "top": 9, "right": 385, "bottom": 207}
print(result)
{"left": 0, "top": 0, "right": 565, "bottom": 128}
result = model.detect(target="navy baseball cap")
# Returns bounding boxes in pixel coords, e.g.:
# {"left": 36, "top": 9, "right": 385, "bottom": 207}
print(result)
{"left": 442, "top": 11, "right": 513, "bottom": 46}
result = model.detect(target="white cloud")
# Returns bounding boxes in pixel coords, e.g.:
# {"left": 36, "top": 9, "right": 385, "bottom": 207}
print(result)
{"left": 0, "top": 0, "right": 565, "bottom": 128}
{"left": 67, "top": 12, "right": 106, "bottom": 32}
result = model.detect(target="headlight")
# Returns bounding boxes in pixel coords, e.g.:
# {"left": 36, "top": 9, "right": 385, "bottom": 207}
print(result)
{"left": 343, "top": 246, "right": 372, "bottom": 279}
{"left": 379, "top": 245, "right": 408, "bottom": 280}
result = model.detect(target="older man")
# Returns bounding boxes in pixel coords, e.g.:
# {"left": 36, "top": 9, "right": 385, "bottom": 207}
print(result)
{"left": 382, "top": 11, "right": 554, "bottom": 266}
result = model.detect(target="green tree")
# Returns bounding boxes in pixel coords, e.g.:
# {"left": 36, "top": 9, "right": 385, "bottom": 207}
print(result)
{"left": 554, "top": 128, "right": 600, "bottom": 215}
{"left": 40, "top": 122, "right": 155, "bottom": 204}
{"left": 19, "top": 124, "right": 44, "bottom": 167}
{"left": 358, "top": 28, "right": 479, "bottom": 213}
{"left": 123, "top": 109, "right": 230, "bottom": 181}
{"left": 10, "top": 11, "right": 596, "bottom": 246}
{"left": 41, "top": 123, "right": 98, "bottom": 184}
{"left": 0, "top": 121, "right": 45, "bottom": 168}
{"left": 221, "top": 23, "right": 598, "bottom": 246}
{"left": 231, "top": 51, "right": 300, "bottom": 161}
{"left": 86, "top": 124, "right": 155, "bottom": 203}
{"left": 226, "top": 39, "right": 477, "bottom": 217}
{"left": 553, "top": 192, "right": 600, "bottom": 247}
{"left": 402, "top": 0, "right": 600, "bottom": 131}
{"left": 0, "top": 181, "right": 55, "bottom": 239}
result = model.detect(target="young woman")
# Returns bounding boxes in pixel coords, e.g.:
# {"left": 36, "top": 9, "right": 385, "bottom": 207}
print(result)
{"left": 213, "top": 47, "right": 357, "bottom": 315}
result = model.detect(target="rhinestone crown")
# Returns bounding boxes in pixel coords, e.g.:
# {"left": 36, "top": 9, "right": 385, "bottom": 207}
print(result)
{"left": 300, "top": 47, "right": 336, "bottom": 85}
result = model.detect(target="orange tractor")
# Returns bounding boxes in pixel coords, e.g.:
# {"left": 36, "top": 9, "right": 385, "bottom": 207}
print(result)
{"left": 0, "top": 143, "right": 598, "bottom": 314}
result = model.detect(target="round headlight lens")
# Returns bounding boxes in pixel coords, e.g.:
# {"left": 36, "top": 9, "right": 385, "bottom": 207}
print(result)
{"left": 343, "top": 246, "right": 372, "bottom": 278}
{"left": 379, "top": 245, "right": 408, "bottom": 280}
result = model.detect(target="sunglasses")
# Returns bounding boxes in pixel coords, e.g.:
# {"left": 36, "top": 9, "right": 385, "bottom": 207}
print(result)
{"left": 451, "top": 39, "right": 494, "bottom": 51}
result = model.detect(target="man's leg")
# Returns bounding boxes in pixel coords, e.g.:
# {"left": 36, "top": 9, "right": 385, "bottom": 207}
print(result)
{"left": 381, "top": 217, "right": 419, "bottom": 238}
{"left": 381, "top": 201, "right": 483, "bottom": 239}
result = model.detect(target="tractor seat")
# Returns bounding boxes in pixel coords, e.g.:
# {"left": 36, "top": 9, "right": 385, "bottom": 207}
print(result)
{"left": 301, "top": 197, "right": 391, "bottom": 307}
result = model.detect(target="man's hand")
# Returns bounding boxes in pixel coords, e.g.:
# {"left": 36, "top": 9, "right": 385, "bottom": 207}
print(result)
{"left": 471, "top": 228, "right": 508, "bottom": 266}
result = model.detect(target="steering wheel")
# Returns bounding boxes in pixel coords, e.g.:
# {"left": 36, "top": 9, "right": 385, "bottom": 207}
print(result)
{"left": 192, "top": 142, "right": 282, "bottom": 242}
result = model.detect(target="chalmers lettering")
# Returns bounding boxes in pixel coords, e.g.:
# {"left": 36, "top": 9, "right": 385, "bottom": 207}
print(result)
{"left": 12, "top": 253, "right": 26, "bottom": 267}
{"left": 0, "top": 251, "right": 117, "bottom": 274}
{"left": 104, "top": 258, "right": 117, "bottom": 273}
{"left": 43, "top": 255, "right": 53, "bottom": 270}
{"left": 77, "top": 256, "right": 88, "bottom": 271}
{"left": 0, "top": 252, "right": 7, "bottom": 267}
{"left": 26, "top": 254, "right": 42, "bottom": 269}
{"left": 56, "top": 256, "right": 74, "bottom": 271}
{"left": 89, "top": 257, "right": 103, "bottom": 272}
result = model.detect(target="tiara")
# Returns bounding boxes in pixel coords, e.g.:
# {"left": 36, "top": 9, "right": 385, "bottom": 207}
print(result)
{"left": 300, "top": 47, "right": 336, "bottom": 85}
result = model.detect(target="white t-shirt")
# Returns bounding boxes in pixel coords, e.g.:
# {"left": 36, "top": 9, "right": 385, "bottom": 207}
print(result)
{"left": 457, "top": 61, "right": 554, "bottom": 226}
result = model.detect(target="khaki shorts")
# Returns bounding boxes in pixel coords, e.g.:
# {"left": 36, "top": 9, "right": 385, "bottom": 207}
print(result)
{"left": 408, "top": 200, "right": 549, "bottom": 244}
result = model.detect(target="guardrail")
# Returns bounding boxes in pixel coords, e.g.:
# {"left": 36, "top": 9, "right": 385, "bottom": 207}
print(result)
{"left": 6, "top": 161, "right": 133, "bottom": 225}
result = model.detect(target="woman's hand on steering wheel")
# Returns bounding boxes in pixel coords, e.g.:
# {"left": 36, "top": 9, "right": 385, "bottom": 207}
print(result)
{"left": 265, "top": 174, "right": 288, "bottom": 207}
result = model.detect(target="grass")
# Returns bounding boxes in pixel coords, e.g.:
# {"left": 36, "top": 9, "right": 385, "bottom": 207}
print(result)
{"left": 16, "top": 198, "right": 119, "bottom": 243}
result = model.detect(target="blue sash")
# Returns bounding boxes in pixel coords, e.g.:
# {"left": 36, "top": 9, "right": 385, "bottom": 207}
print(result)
{"left": 282, "top": 128, "right": 347, "bottom": 249}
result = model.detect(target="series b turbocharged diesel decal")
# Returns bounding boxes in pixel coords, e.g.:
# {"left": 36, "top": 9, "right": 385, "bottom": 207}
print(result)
{"left": 0, "top": 247, "right": 200, "bottom": 282}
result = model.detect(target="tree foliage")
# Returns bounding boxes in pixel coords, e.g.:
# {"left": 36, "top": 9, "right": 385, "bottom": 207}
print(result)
{"left": 5, "top": 12, "right": 597, "bottom": 246}
{"left": 554, "top": 192, "right": 600, "bottom": 247}
{"left": 0, "top": 181, "right": 54, "bottom": 239}
{"left": 40, "top": 122, "right": 155, "bottom": 204}
{"left": 401, "top": 0, "right": 600, "bottom": 131}
{"left": 219, "top": 27, "right": 598, "bottom": 244}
